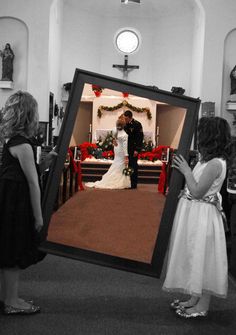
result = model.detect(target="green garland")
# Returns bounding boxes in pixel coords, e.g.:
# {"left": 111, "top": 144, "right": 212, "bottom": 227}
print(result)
{"left": 97, "top": 100, "right": 152, "bottom": 120}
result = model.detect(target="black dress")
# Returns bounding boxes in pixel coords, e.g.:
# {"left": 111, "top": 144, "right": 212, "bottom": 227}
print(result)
{"left": 0, "top": 135, "right": 45, "bottom": 269}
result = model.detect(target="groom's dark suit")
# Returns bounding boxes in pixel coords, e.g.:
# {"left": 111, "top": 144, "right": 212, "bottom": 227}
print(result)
{"left": 124, "top": 119, "right": 144, "bottom": 188}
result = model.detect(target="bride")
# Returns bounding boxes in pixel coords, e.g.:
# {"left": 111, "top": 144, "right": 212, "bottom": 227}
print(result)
{"left": 85, "top": 116, "right": 131, "bottom": 189}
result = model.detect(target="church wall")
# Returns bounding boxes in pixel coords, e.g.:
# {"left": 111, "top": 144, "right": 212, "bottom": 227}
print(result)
{"left": 199, "top": 0, "right": 236, "bottom": 119}
{"left": 190, "top": 0, "right": 205, "bottom": 98}
{"left": 150, "top": 10, "right": 194, "bottom": 94}
{"left": 221, "top": 29, "right": 236, "bottom": 135}
{"left": 0, "top": 0, "right": 53, "bottom": 121}
{"left": 60, "top": 1, "right": 195, "bottom": 94}
{"left": 49, "top": 0, "right": 63, "bottom": 135}
{"left": 99, "top": 17, "right": 155, "bottom": 86}
{"left": 59, "top": 1, "right": 197, "bottom": 147}
{"left": 2, "top": 0, "right": 236, "bottom": 133}
{"left": 60, "top": 0, "right": 236, "bottom": 129}
{"left": 60, "top": 1, "right": 102, "bottom": 85}
{"left": 156, "top": 105, "right": 186, "bottom": 149}
{"left": 70, "top": 102, "right": 93, "bottom": 147}
{"left": 49, "top": 0, "right": 63, "bottom": 105}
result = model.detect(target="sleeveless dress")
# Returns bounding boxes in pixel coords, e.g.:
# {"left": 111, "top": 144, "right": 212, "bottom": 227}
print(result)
{"left": 86, "top": 129, "right": 131, "bottom": 189}
{"left": 162, "top": 158, "right": 228, "bottom": 298}
{"left": 0, "top": 135, "right": 45, "bottom": 269}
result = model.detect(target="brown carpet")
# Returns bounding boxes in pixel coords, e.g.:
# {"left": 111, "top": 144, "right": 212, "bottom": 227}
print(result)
{"left": 47, "top": 184, "right": 166, "bottom": 263}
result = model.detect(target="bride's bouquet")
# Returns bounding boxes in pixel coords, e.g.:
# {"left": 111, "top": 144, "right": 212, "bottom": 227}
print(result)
{"left": 123, "top": 166, "right": 134, "bottom": 176}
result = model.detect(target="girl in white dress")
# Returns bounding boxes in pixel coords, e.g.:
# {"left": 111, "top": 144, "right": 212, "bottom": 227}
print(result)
{"left": 86, "top": 116, "right": 131, "bottom": 189}
{"left": 162, "top": 117, "right": 232, "bottom": 318}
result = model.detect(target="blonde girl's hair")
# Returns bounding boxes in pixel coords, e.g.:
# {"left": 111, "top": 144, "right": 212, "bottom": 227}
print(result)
{"left": 0, "top": 91, "right": 39, "bottom": 141}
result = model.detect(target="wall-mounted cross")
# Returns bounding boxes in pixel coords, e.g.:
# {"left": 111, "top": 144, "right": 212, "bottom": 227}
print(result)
{"left": 113, "top": 55, "right": 139, "bottom": 80}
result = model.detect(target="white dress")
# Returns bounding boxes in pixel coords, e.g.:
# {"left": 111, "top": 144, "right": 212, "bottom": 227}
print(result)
{"left": 162, "top": 158, "right": 228, "bottom": 298}
{"left": 85, "top": 129, "right": 131, "bottom": 189}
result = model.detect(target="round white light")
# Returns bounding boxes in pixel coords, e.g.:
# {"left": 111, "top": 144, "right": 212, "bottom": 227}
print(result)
{"left": 115, "top": 29, "right": 140, "bottom": 54}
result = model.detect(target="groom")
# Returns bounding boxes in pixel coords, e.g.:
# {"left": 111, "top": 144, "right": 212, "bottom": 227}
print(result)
{"left": 123, "top": 110, "right": 144, "bottom": 189}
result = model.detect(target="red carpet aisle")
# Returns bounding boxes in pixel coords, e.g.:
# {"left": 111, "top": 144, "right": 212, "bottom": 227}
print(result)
{"left": 47, "top": 184, "right": 166, "bottom": 263}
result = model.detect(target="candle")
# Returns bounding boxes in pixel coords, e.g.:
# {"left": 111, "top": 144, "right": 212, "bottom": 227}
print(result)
{"left": 156, "top": 126, "right": 159, "bottom": 136}
{"left": 89, "top": 124, "right": 92, "bottom": 132}
{"left": 36, "top": 146, "right": 41, "bottom": 164}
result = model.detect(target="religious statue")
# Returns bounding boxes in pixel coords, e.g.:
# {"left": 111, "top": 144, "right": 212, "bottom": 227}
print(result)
{"left": 0, "top": 43, "right": 14, "bottom": 81}
{"left": 230, "top": 65, "right": 236, "bottom": 95}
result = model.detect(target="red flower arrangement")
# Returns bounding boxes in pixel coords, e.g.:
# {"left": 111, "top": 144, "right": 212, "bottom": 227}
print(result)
{"left": 102, "top": 150, "right": 114, "bottom": 159}
{"left": 79, "top": 142, "right": 97, "bottom": 161}
{"left": 138, "top": 146, "right": 171, "bottom": 162}
{"left": 78, "top": 141, "right": 172, "bottom": 164}
{"left": 78, "top": 142, "right": 114, "bottom": 161}
{"left": 138, "top": 152, "right": 158, "bottom": 162}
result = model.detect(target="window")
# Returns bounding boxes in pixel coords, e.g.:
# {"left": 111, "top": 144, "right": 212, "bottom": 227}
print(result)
{"left": 115, "top": 29, "right": 140, "bottom": 54}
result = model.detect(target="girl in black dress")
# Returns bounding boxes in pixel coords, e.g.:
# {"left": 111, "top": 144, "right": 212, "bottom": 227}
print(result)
{"left": 0, "top": 91, "right": 56, "bottom": 315}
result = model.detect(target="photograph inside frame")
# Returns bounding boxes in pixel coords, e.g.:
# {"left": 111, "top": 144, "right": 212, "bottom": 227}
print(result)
{"left": 40, "top": 69, "right": 200, "bottom": 277}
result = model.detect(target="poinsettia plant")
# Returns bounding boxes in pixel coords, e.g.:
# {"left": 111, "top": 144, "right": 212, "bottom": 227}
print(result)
{"left": 77, "top": 139, "right": 172, "bottom": 163}
{"left": 79, "top": 142, "right": 98, "bottom": 161}
{"left": 138, "top": 146, "right": 172, "bottom": 162}
{"left": 102, "top": 150, "right": 114, "bottom": 159}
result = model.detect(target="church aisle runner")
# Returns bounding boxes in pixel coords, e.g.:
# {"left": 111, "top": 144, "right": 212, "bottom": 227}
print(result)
{"left": 47, "top": 184, "right": 165, "bottom": 263}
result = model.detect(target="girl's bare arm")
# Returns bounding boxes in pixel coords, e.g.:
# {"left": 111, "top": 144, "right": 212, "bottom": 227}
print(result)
{"left": 10, "top": 143, "right": 43, "bottom": 232}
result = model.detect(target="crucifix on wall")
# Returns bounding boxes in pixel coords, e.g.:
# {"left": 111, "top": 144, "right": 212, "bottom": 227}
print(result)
{"left": 113, "top": 55, "right": 139, "bottom": 80}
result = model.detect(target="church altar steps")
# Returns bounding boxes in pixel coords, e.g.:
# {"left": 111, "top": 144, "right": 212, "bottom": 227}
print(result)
{"left": 81, "top": 161, "right": 162, "bottom": 184}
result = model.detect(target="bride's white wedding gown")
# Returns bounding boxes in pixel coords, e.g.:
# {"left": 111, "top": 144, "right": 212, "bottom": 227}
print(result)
{"left": 85, "top": 129, "right": 131, "bottom": 189}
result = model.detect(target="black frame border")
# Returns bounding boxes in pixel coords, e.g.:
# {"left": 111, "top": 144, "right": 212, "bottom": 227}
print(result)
{"left": 39, "top": 68, "right": 200, "bottom": 278}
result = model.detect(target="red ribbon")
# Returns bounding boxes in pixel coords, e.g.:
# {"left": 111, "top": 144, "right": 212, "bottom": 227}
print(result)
{"left": 67, "top": 148, "right": 84, "bottom": 191}
{"left": 158, "top": 162, "right": 167, "bottom": 194}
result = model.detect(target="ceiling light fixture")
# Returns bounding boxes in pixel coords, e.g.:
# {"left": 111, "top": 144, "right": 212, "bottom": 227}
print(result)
{"left": 121, "top": 0, "right": 141, "bottom": 5}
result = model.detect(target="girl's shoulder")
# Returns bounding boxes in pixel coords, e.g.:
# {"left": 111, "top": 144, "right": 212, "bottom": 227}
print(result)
{"left": 204, "top": 157, "right": 226, "bottom": 177}
{"left": 7, "top": 135, "right": 31, "bottom": 148}
{"left": 202, "top": 157, "right": 225, "bottom": 165}
{"left": 207, "top": 157, "right": 226, "bottom": 166}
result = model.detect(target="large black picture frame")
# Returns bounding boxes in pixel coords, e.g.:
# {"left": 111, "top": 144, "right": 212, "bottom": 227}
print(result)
{"left": 39, "top": 68, "right": 200, "bottom": 278}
